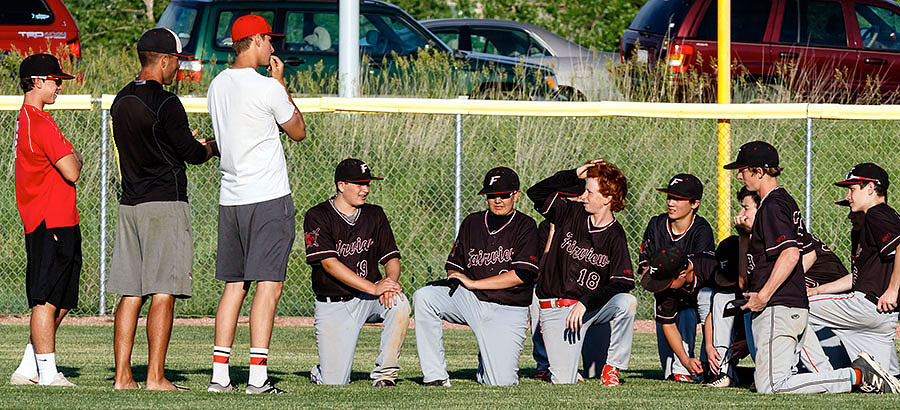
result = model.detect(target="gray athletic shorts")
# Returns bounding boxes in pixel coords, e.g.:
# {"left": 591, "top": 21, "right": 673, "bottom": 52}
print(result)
{"left": 215, "top": 194, "right": 295, "bottom": 282}
{"left": 108, "top": 201, "right": 193, "bottom": 298}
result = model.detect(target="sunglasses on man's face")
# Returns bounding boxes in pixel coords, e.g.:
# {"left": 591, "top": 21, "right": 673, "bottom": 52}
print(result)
{"left": 486, "top": 192, "right": 514, "bottom": 200}
{"left": 31, "top": 76, "right": 63, "bottom": 86}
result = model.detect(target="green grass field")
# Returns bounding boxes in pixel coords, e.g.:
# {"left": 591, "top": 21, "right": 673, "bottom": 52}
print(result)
{"left": 2, "top": 324, "right": 899, "bottom": 409}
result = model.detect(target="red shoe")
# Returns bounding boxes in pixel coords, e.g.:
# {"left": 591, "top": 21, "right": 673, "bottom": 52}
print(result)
{"left": 532, "top": 369, "right": 551, "bottom": 382}
{"left": 671, "top": 373, "right": 693, "bottom": 383}
{"left": 601, "top": 365, "right": 620, "bottom": 386}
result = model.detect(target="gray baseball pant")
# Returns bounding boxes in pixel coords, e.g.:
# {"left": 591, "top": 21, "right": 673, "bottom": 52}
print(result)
{"left": 808, "top": 291, "right": 899, "bottom": 375}
{"left": 529, "top": 289, "right": 550, "bottom": 372}
{"left": 311, "top": 293, "right": 410, "bottom": 385}
{"left": 752, "top": 305, "right": 852, "bottom": 393}
{"left": 414, "top": 285, "right": 528, "bottom": 386}
{"left": 709, "top": 291, "right": 739, "bottom": 379}
{"left": 539, "top": 292, "right": 637, "bottom": 384}
{"left": 657, "top": 287, "right": 713, "bottom": 379}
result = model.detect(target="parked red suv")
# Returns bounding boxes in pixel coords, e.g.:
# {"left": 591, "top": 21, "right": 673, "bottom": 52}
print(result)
{"left": 0, "top": 0, "right": 81, "bottom": 61}
{"left": 621, "top": 0, "right": 900, "bottom": 101}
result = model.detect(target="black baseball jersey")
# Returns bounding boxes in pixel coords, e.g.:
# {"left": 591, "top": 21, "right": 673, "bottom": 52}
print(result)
{"left": 446, "top": 210, "right": 541, "bottom": 306}
{"left": 653, "top": 252, "right": 719, "bottom": 324}
{"left": 638, "top": 213, "right": 715, "bottom": 267}
{"left": 801, "top": 233, "right": 849, "bottom": 288}
{"left": 538, "top": 219, "right": 552, "bottom": 257}
{"left": 526, "top": 170, "right": 635, "bottom": 312}
{"left": 852, "top": 203, "right": 900, "bottom": 305}
{"left": 303, "top": 199, "right": 400, "bottom": 298}
{"left": 746, "top": 187, "right": 808, "bottom": 309}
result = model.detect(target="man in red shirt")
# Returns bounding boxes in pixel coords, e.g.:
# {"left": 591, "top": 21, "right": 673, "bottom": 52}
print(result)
{"left": 9, "top": 54, "right": 83, "bottom": 387}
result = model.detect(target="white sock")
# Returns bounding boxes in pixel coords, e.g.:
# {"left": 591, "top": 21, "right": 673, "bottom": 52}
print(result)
{"left": 248, "top": 348, "right": 269, "bottom": 387}
{"left": 14, "top": 343, "right": 38, "bottom": 378}
{"left": 211, "top": 346, "right": 231, "bottom": 385}
{"left": 35, "top": 353, "right": 58, "bottom": 385}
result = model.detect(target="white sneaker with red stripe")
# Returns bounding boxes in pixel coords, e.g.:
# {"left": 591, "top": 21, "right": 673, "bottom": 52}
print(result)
{"left": 10, "top": 372, "right": 38, "bottom": 386}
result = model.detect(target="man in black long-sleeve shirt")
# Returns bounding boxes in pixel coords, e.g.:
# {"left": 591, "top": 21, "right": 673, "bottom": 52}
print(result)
{"left": 108, "top": 28, "right": 217, "bottom": 391}
{"left": 526, "top": 160, "right": 636, "bottom": 385}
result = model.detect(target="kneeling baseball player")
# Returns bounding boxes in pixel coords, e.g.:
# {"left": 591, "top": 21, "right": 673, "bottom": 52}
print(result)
{"left": 525, "top": 160, "right": 637, "bottom": 385}
{"left": 641, "top": 243, "right": 741, "bottom": 387}
{"left": 304, "top": 158, "right": 410, "bottom": 386}
{"left": 414, "top": 167, "right": 541, "bottom": 386}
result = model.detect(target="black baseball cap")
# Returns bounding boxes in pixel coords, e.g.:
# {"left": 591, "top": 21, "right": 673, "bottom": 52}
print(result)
{"left": 19, "top": 53, "right": 74, "bottom": 80}
{"left": 835, "top": 163, "right": 889, "bottom": 189}
{"left": 334, "top": 158, "right": 383, "bottom": 184}
{"left": 714, "top": 236, "right": 739, "bottom": 287}
{"left": 723, "top": 141, "right": 779, "bottom": 170}
{"left": 137, "top": 27, "right": 192, "bottom": 58}
{"left": 478, "top": 166, "right": 520, "bottom": 195}
{"left": 835, "top": 199, "right": 850, "bottom": 206}
{"left": 641, "top": 247, "right": 689, "bottom": 293}
{"left": 656, "top": 173, "right": 703, "bottom": 200}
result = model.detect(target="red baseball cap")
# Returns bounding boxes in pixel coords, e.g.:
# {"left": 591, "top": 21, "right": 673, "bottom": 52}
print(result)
{"left": 231, "top": 14, "right": 284, "bottom": 42}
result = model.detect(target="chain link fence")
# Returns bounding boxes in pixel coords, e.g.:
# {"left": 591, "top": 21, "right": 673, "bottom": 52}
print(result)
{"left": 1, "top": 100, "right": 897, "bottom": 319}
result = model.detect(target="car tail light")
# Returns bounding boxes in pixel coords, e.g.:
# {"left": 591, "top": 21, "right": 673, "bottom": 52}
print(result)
{"left": 177, "top": 60, "right": 202, "bottom": 82}
{"left": 667, "top": 44, "right": 694, "bottom": 73}
{"left": 545, "top": 76, "right": 557, "bottom": 90}
{"left": 67, "top": 38, "right": 81, "bottom": 60}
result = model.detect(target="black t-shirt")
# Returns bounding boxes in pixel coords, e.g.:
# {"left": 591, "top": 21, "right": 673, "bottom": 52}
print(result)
{"left": 110, "top": 80, "right": 209, "bottom": 205}
{"left": 746, "top": 187, "right": 808, "bottom": 309}
{"left": 852, "top": 203, "right": 900, "bottom": 305}
{"left": 801, "top": 233, "right": 849, "bottom": 288}
{"left": 638, "top": 213, "right": 715, "bottom": 267}
{"left": 526, "top": 170, "right": 635, "bottom": 311}
{"left": 653, "top": 253, "right": 719, "bottom": 324}
{"left": 445, "top": 210, "right": 540, "bottom": 306}
{"left": 303, "top": 199, "right": 400, "bottom": 298}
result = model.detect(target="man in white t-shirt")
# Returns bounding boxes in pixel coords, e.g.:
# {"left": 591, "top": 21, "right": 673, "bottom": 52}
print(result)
{"left": 206, "top": 14, "right": 306, "bottom": 394}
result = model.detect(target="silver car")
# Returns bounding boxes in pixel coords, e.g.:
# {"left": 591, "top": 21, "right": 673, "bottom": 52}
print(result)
{"left": 422, "top": 18, "right": 619, "bottom": 101}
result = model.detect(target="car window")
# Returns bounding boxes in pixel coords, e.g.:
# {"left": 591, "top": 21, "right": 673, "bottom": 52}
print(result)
{"left": 467, "top": 28, "right": 549, "bottom": 57}
{"left": 158, "top": 4, "right": 199, "bottom": 53}
{"left": 433, "top": 31, "right": 460, "bottom": 50}
{"left": 694, "top": 0, "right": 772, "bottom": 42}
{"left": 359, "top": 12, "right": 428, "bottom": 56}
{"left": 629, "top": 0, "right": 693, "bottom": 35}
{"left": 0, "top": 0, "right": 54, "bottom": 25}
{"left": 779, "top": 0, "right": 847, "bottom": 47}
{"left": 284, "top": 11, "right": 338, "bottom": 53}
{"left": 855, "top": 4, "right": 900, "bottom": 51}
{"left": 214, "top": 10, "right": 276, "bottom": 48}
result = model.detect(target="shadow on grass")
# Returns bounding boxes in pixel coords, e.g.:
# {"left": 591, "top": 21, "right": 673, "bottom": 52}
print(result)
{"left": 57, "top": 366, "right": 81, "bottom": 378}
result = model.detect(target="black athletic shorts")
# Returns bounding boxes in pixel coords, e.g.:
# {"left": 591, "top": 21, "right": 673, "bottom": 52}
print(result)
{"left": 25, "top": 221, "right": 82, "bottom": 309}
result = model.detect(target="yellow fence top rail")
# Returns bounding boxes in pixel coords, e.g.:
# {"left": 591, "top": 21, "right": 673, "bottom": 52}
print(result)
{"left": 0, "top": 95, "right": 94, "bottom": 111}
{"left": 3, "top": 95, "right": 900, "bottom": 120}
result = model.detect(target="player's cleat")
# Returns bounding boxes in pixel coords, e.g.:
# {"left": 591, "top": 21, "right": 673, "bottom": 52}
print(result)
{"left": 207, "top": 381, "right": 239, "bottom": 393}
{"left": 373, "top": 379, "right": 396, "bottom": 387}
{"left": 852, "top": 352, "right": 900, "bottom": 394}
{"left": 245, "top": 379, "right": 286, "bottom": 394}
{"left": 10, "top": 372, "right": 38, "bottom": 386}
{"left": 45, "top": 373, "right": 76, "bottom": 387}
{"left": 703, "top": 373, "right": 732, "bottom": 388}
{"left": 532, "top": 369, "right": 551, "bottom": 382}
{"left": 671, "top": 373, "right": 693, "bottom": 383}
{"left": 422, "top": 378, "right": 451, "bottom": 387}
{"left": 600, "top": 365, "right": 620, "bottom": 386}
{"left": 310, "top": 365, "right": 324, "bottom": 385}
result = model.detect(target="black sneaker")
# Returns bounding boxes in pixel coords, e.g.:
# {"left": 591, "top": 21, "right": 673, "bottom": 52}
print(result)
{"left": 245, "top": 379, "right": 287, "bottom": 394}
{"left": 373, "top": 379, "right": 396, "bottom": 387}
{"left": 852, "top": 352, "right": 899, "bottom": 394}
{"left": 422, "top": 379, "right": 451, "bottom": 387}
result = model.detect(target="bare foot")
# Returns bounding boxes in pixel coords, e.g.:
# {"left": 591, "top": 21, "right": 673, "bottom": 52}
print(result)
{"left": 145, "top": 379, "right": 178, "bottom": 391}
{"left": 113, "top": 380, "right": 140, "bottom": 390}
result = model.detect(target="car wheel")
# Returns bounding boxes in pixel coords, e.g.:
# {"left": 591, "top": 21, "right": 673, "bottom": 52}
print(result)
{"left": 469, "top": 82, "right": 525, "bottom": 100}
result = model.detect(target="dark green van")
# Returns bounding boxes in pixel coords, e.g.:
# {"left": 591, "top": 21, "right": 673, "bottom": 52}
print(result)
{"left": 157, "top": 0, "right": 559, "bottom": 99}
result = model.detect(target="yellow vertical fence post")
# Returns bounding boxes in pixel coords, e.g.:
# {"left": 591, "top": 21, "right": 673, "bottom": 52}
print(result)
{"left": 716, "top": 0, "right": 732, "bottom": 242}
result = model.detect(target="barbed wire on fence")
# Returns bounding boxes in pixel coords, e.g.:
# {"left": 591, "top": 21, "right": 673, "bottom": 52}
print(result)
{"left": 2, "top": 97, "right": 899, "bottom": 320}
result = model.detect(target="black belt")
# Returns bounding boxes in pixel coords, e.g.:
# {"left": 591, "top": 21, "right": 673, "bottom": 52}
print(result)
{"left": 315, "top": 295, "right": 356, "bottom": 303}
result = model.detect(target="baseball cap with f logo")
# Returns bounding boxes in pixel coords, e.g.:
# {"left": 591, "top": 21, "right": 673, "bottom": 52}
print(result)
{"left": 478, "top": 166, "right": 520, "bottom": 195}
{"left": 334, "top": 158, "right": 382, "bottom": 184}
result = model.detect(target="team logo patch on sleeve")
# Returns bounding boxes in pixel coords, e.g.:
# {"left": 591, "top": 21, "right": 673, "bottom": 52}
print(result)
{"left": 305, "top": 228, "right": 320, "bottom": 247}
{"left": 883, "top": 233, "right": 894, "bottom": 243}
{"left": 776, "top": 234, "right": 786, "bottom": 243}
{"left": 529, "top": 255, "right": 538, "bottom": 262}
